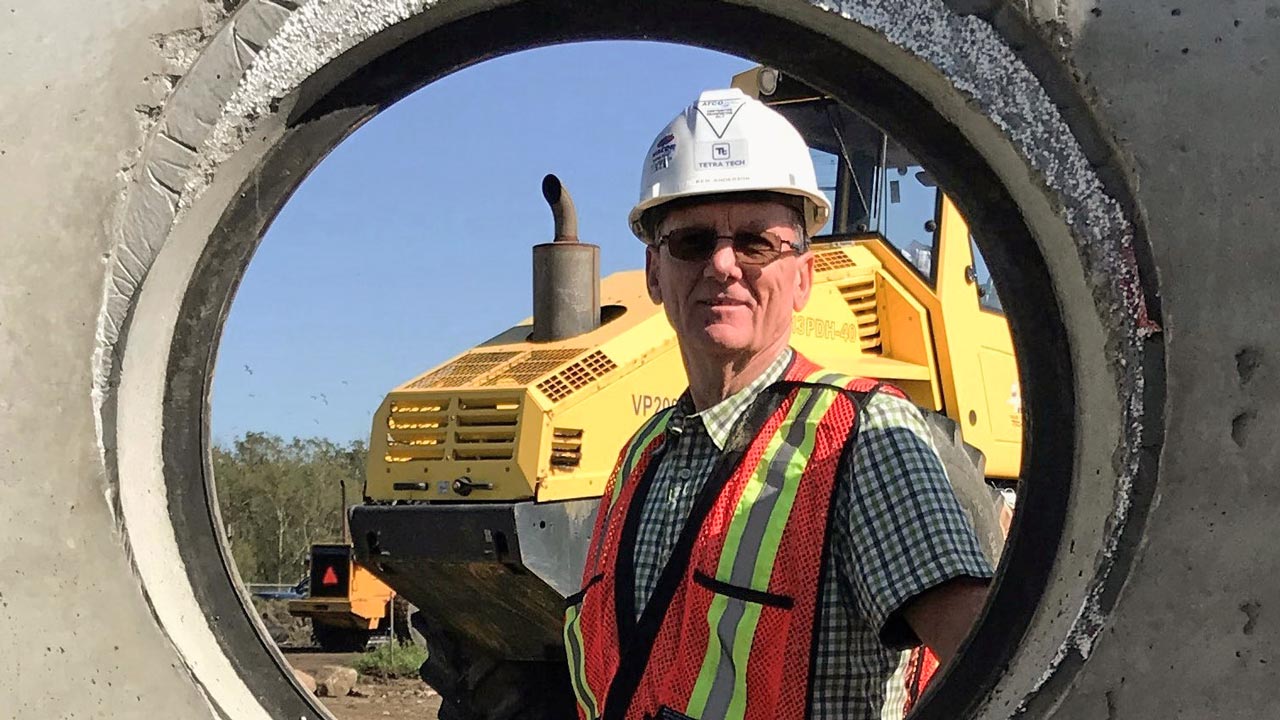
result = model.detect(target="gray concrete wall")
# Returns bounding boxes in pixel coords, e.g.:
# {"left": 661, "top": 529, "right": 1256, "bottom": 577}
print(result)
{"left": 0, "top": 0, "right": 1276, "bottom": 718}
{"left": 0, "top": 1, "right": 218, "bottom": 718}
{"left": 1050, "top": 3, "right": 1280, "bottom": 717}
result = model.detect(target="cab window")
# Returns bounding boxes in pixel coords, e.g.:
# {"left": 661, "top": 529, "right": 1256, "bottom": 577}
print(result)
{"left": 810, "top": 148, "right": 838, "bottom": 237}
{"left": 780, "top": 100, "right": 939, "bottom": 285}
{"left": 878, "top": 156, "right": 939, "bottom": 282}
{"left": 970, "top": 235, "right": 1004, "bottom": 313}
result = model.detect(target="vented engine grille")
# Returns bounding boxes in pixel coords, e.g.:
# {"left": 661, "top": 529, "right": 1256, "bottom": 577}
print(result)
{"left": 536, "top": 350, "right": 618, "bottom": 402}
{"left": 813, "top": 249, "right": 857, "bottom": 273}
{"left": 550, "top": 427, "right": 583, "bottom": 468}
{"left": 402, "top": 347, "right": 618, "bottom": 402}
{"left": 483, "top": 349, "right": 583, "bottom": 386}
{"left": 837, "top": 275, "right": 882, "bottom": 353}
{"left": 406, "top": 352, "right": 522, "bottom": 390}
{"left": 384, "top": 395, "right": 521, "bottom": 463}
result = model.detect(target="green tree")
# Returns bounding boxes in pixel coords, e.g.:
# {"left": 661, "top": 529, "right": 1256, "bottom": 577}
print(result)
{"left": 213, "top": 432, "right": 367, "bottom": 584}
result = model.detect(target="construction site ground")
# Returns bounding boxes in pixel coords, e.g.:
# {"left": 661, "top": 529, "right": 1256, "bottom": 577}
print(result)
{"left": 283, "top": 649, "right": 443, "bottom": 720}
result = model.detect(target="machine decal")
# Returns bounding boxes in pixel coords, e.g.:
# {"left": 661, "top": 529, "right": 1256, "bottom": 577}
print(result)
{"left": 632, "top": 394, "right": 679, "bottom": 416}
{"left": 1008, "top": 381, "right": 1023, "bottom": 427}
{"left": 791, "top": 314, "right": 861, "bottom": 342}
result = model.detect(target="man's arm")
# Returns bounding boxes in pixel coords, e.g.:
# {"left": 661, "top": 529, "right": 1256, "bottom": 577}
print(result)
{"left": 838, "top": 391, "right": 996, "bottom": 658}
{"left": 902, "top": 576, "right": 990, "bottom": 667}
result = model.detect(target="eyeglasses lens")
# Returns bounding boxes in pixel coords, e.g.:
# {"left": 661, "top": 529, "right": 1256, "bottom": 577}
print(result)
{"left": 662, "top": 229, "right": 789, "bottom": 266}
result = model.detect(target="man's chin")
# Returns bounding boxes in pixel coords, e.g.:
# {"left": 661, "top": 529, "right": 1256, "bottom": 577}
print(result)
{"left": 688, "top": 325, "right": 753, "bottom": 356}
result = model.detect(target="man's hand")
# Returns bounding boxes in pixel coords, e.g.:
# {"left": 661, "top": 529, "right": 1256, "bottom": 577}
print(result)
{"left": 902, "top": 576, "right": 991, "bottom": 667}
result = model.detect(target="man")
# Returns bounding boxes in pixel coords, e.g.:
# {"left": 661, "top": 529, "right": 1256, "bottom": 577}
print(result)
{"left": 563, "top": 88, "right": 994, "bottom": 720}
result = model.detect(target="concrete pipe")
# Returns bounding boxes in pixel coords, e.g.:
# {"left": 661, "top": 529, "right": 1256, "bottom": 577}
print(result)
{"left": 0, "top": 1, "right": 1275, "bottom": 718}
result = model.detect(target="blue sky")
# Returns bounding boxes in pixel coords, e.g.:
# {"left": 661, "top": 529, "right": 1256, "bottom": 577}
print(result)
{"left": 211, "top": 42, "right": 756, "bottom": 444}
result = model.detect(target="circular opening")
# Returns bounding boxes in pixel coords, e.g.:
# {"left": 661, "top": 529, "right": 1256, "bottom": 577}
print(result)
{"left": 188, "top": 33, "right": 1064, "bottom": 720}
{"left": 212, "top": 42, "right": 1032, "bottom": 719}
{"left": 115, "top": 2, "right": 1158, "bottom": 719}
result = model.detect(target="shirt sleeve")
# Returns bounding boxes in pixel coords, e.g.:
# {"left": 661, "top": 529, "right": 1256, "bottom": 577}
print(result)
{"left": 835, "top": 391, "right": 996, "bottom": 650}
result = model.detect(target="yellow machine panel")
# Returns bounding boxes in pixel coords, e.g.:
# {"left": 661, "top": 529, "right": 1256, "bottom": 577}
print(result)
{"left": 366, "top": 270, "right": 682, "bottom": 502}
{"left": 794, "top": 242, "right": 941, "bottom": 409}
{"left": 862, "top": 198, "right": 1023, "bottom": 478}
{"left": 365, "top": 235, "right": 1020, "bottom": 505}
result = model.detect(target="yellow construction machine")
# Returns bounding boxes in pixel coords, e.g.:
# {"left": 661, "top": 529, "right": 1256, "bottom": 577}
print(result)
{"left": 350, "top": 68, "right": 1021, "bottom": 719}
{"left": 286, "top": 543, "right": 398, "bottom": 652}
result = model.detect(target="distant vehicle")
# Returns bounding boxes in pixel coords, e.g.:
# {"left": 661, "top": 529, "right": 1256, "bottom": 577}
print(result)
{"left": 249, "top": 577, "right": 309, "bottom": 601}
{"left": 287, "top": 543, "right": 397, "bottom": 652}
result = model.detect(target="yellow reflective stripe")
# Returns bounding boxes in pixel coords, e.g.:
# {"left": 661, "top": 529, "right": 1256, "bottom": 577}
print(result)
{"left": 805, "top": 367, "right": 852, "bottom": 386}
{"left": 591, "top": 411, "right": 672, "bottom": 574}
{"left": 715, "top": 389, "right": 813, "bottom": 580}
{"left": 749, "top": 369, "right": 848, "bottom": 596}
{"left": 725, "top": 601, "right": 765, "bottom": 720}
{"left": 685, "top": 591, "right": 728, "bottom": 717}
{"left": 612, "top": 410, "right": 670, "bottom": 506}
{"left": 687, "top": 391, "right": 812, "bottom": 718}
{"left": 563, "top": 604, "right": 599, "bottom": 718}
{"left": 728, "top": 389, "right": 835, "bottom": 720}
{"left": 691, "top": 374, "right": 850, "bottom": 719}
{"left": 750, "top": 385, "right": 840, "bottom": 591}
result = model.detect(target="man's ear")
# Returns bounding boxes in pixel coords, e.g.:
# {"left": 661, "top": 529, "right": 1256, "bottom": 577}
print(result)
{"left": 644, "top": 246, "right": 663, "bottom": 304}
{"left": 793, "top": 249, "right": 814, "bottom": 312}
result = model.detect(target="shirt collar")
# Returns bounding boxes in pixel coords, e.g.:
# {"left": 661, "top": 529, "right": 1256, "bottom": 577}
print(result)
{"left": 670, "top": 348, "right": 793, "bottom": 451}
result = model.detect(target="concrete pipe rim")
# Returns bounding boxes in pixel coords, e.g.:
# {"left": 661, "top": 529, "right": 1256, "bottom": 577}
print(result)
{"left": 102, "top": 1, "right": 1162, "bottom": 718}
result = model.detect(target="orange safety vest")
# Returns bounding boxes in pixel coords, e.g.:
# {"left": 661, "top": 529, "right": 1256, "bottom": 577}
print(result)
{"left": 564, "top": 353, "right": 902, "bottom": 720}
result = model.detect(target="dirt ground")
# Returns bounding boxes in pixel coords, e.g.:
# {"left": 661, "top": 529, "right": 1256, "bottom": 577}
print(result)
{"left": 284, "top": 649, "right": 443, "bottom": 720}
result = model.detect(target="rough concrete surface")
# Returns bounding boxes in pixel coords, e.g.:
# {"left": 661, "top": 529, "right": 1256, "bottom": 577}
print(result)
{"left": 0, "top": 0, "right": 1276, "bottom": 718}
{"left": 0, "top": 1, "right": 222, "bottom": 718}
{"left": 1047, "top": 4, "right": 1280, "bottom": 718}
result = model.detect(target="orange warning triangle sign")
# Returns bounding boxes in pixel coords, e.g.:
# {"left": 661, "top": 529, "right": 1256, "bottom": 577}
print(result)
{"left": 321, "top": 566, "right": 339, "bottom": 586}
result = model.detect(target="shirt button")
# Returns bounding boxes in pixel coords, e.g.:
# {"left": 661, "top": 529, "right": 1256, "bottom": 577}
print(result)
{"left": 677, "top": 469, "right": 692, "bottom": 480}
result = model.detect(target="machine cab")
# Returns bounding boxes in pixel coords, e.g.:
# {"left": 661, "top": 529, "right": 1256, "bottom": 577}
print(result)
{"left": 733, "top": 67, "right": 1022, "bottom": 481}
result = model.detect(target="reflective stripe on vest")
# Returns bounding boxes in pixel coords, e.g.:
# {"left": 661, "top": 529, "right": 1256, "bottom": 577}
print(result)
{"left": 565, "top": 353, "right": 895, "bottom": 720}
{"left": 684, "top": 373, "right": 845, "bottom": 720}
{"left": 567, "top": 409, "right": 673, "bottom": 719}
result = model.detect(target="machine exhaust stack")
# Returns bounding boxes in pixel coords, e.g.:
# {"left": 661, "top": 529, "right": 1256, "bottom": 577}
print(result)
{"left": 532, "top": 174, "right": 601, "bottom": 342}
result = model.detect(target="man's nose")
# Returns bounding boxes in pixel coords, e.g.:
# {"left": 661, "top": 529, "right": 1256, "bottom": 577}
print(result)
{"left": 705, "top": 238, "right": 741, "bottom": 278}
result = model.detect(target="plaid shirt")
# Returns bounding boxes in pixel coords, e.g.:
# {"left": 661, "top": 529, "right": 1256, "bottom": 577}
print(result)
{"left": 631, "top": 348, "right": 993, "bottom": 720}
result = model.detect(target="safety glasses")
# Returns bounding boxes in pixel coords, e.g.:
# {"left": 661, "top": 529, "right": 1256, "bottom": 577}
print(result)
{"left": 655, "top": 227, "right": 801, "bottom": 267}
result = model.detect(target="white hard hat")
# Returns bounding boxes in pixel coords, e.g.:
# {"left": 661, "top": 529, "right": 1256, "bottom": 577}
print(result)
{"left": 629, "top": 88, "right": 831, "bottom": 242}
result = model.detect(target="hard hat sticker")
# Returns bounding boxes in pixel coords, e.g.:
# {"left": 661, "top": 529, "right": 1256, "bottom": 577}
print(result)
{"left": 696, "top": 139, "right": 749, "bottom": 170}
{"left": 650, "top": 132, "right": 677, "bottom": 172}
{"left": 696, "top": 96, "right": 746, "bottom": 138}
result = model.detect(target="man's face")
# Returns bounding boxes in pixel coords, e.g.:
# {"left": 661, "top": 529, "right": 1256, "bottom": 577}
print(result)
{"left": 645, "top": 199, "right": 814, "bottom": 364}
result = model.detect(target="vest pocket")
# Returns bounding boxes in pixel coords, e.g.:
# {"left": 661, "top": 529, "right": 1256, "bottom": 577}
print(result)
{"left": 692, "top": 569, "right": 794, "bottom": 609}
{"left": 671, "top": 570, "right": 795, "bottom": 717}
